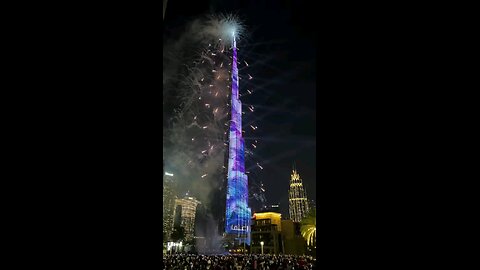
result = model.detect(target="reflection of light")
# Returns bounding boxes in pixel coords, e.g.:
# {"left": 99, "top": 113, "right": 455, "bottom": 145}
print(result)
{"left": 165, "top": 172, "right": 174, "bottom": 176}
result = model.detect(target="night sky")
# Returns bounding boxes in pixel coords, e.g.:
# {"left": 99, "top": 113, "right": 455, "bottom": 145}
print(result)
{"left": 164, "top": 0, "right": 316, "bottom": 217}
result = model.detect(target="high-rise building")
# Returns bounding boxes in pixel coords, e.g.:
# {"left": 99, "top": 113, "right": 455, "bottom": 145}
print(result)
{"left": 288, "top": 164, "right": 309, "bottom": 222}
{"left": 225, "top": 33, "right": 251, "bottom": 245}
{"left": 173, "top": 196, "right": 201, "bottom": 242}
{"left": 163, "top": 171, "right": 176, "bottom": 241}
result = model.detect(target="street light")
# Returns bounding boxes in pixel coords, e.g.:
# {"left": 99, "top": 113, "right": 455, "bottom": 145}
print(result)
{"left": 260, "top": 241, "right": 264, "bottom": 255}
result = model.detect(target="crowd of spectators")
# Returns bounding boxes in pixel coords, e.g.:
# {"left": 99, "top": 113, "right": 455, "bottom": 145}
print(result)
{"left": 163, "top": 254, "right": 316, "bottom": 270}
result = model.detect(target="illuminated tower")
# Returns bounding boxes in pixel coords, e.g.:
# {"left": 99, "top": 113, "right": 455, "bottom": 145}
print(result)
{"left": 288, "top": 164, "right": 309, "bottom": 222}
{"left": 163, "top": 171, "right": 176, "bottom": 241}
{"left": 225, "top": 33, "right": 251, "bottom": 244}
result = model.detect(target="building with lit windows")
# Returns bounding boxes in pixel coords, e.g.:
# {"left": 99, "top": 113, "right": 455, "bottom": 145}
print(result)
{"left": 173, "top": 196, "right": 201, "bottom": 242}
{"left": 288, "top": 164, "right": 309, "bottom": 222}
{"left": 250, "top": 211, "right": 282, "bottom": 254}
{"left": 163, "top": 171, "right": 176, "bottom": 241}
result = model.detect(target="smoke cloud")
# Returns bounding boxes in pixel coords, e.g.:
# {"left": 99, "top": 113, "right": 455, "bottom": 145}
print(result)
{"left": 164, "top": 15, "right": 246, "bottom": 244}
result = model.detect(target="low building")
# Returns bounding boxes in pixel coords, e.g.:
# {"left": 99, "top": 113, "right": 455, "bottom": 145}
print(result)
{"left": 250, "top": 211, "right": 282, "bottom": 254}
{"left": 280, "top": 219, "right": 307, "bottom": 255}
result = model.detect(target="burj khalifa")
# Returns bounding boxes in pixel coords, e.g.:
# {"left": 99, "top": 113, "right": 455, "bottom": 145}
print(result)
{"left": 225, "top": 33, "right": 251, "bottom": 245}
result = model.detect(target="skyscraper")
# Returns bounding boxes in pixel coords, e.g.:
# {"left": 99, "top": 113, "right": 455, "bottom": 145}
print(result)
{"left": 174, "top": 196, "right": 201, "bottom": 241}
{"left": 288, "top": 164, "right": 309, "bottom": 222}
{"left": 225, "top": 33, "right": 251, "bottom": 245}
{"left": 163, "top": 171, "right": 176, "bottom": 241}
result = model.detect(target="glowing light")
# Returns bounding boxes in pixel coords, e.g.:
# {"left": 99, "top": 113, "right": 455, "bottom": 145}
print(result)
{"left": 252, "top": 144, "right": 257, "bottom": 148}
{"left": 247, "top": 89, "right": 252, "bottom": 94}
{"left": 201, "top": 174, "right": 207, "bottom": 178}
{"left": 244, "top": 60, "right": 249, "bottom": 66}
{"left": 302, "top": 226, "right": 316, "bottom": 246}
{"left": 203, "top": 126, "right": 208, "bottom": 129}
{"left": 165, "top": 172, "right": 174, "bottom": 176}
{"left": 248, "top": 74, "right": 253, "bottom": 80}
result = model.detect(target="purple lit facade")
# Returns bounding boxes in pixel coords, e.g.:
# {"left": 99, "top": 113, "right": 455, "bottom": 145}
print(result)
{"left": 225, "top": 35, "right": 251, "bottom": 244}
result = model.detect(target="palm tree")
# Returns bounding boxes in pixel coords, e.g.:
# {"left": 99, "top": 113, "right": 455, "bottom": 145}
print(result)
{"left": 300, "top": 209, "right": 316, "bottom": 246}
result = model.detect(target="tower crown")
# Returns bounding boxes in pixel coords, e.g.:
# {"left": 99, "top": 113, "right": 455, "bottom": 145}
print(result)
{"left": 291, "top": 169, "right": 301, "bottom": 182}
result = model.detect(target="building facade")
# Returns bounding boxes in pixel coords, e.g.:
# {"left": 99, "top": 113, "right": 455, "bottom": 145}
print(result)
{"left": 173, "top": 196, "right": 201, "bottom": 242}
{"left": 281, "top": 219, "right": 307, "bottom": 255}
{"left": 250, "top": 212, "right": 282, "bottom": 254}
{"left": 288, "top": 165, "right": 309, "bottom": 222}
{"left": 250, "top": 211, "right": 307, "bottom": 255}
{"left": 163, "top": 171, "right": 176, "bottom": 241}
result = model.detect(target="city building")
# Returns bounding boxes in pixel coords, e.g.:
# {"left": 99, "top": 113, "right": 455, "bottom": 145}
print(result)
{"left": 308, "top": 199, "right": 316, "bottom": 212}
{"left": 163, "top": 171, "right": 176, "bottom": 241}
{"left": 173, "top": 195, "right": 201, "bottom": 242}
{"left": 288, "top": 164, "right": 309, "bottom": 222}
{"left": 260, "top": 204, "right": 281, "bottom": 213}
{"left": 250, "top": 210, "right": 308, "bottom": 255}
{"left": 280, "top": 219, "right": 307, "bottom": 255}
{"left": 225, "top": 33, "right": 251, "bottom": 245}
{"left": 251, "top": 211, "right": 282, "bottom": 254}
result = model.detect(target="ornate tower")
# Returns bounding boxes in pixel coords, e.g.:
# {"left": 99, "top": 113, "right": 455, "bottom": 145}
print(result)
{"left": 288, "top": 163, "right": 309, "bottom": 222}
{"left": 225, "top": 34, "right": 251, "bottom": 245}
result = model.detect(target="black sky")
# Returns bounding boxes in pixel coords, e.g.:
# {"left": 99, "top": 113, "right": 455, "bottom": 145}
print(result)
{"left": 164, "top": 0, "right": 316, "bottom": 217}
